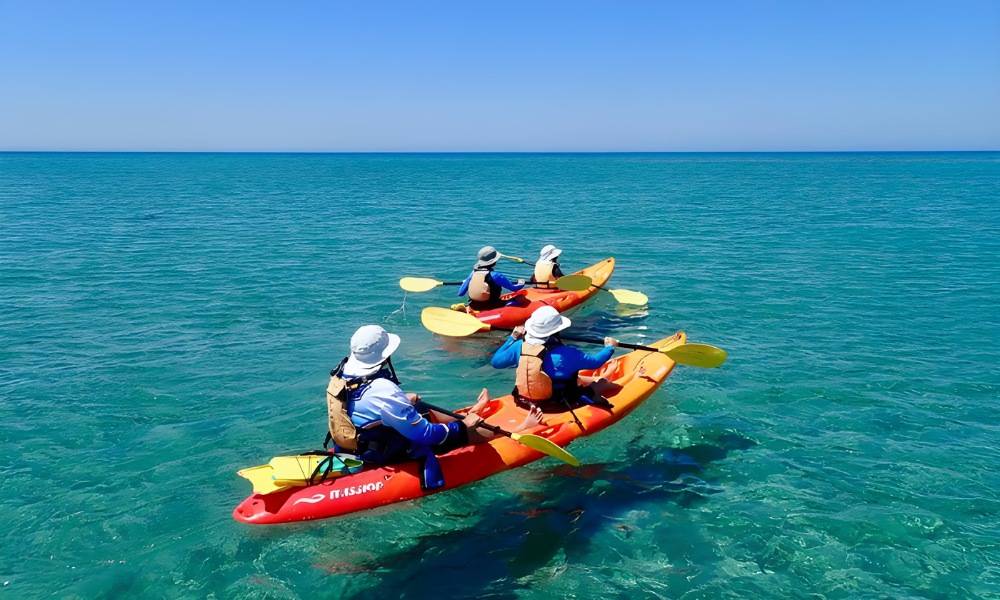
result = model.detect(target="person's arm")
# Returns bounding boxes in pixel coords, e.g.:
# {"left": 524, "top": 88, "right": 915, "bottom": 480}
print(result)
{"left": 561, "top": 344, "right": 616, "bottom": 371}
{"left": 456, "top": 272, "right": 473, "bottom": 297}
{"left": 378, "top": 385, "right": 456, "bottom": 446}
{"left": 490, "top": 271, "right": 524, "bottom": 292}
{"left": 490, "top": 330, "right": 523, "bottom": 368}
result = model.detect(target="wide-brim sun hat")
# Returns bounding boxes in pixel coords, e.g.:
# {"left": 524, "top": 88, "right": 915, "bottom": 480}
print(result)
{"left": 344, "top": 325, "right": 401, "bottom": 375}
{"left": 538, "top": 245, "right": 562, "bottom": 262}
{"left": 524, "top": 305, "right": 571, "bottom": 342}
{"left": 475, "top": 246, "right": 501, "bottom": 268}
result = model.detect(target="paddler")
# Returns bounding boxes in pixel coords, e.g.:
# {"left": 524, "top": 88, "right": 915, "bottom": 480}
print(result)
{"left": 490, "top": 305, "right": 620, "bottom": 411}
{"left": 326, "top": 325, "right": 542, "bottom": 490}
{"left": 457, "top": 246, "right": 525, "bottom": 311}
{"left": 529, "top": 244, "right": 566, "bottom": 288}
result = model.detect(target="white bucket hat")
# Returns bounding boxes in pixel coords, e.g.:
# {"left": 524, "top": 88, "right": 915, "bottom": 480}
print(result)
{"left": 524, "top": 305, "right": 571, "bottom": 344}
{"left": 344, "top": 325, "right": 401, "bottom": 375}
{"left": 475, "top": 246, "right": 501, "bottom": 268}
{"left": 538, "top": 245, "right": 562, "bottom": 262}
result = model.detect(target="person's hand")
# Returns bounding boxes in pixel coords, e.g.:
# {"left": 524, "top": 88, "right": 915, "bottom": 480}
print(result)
{"left": 462, "top": 413, "right": 483, "bottom": 429}
{"left": 517, "top": 278, "right": 525, "bottom": 286}
{"left": 604, "top": 337, "right": 619, "bottom": 348}
{"left": 512, "top": 325, "right": 526, "bottom": 340}
{"left": 405, "top": 392, "right": 421, "bottom": 404}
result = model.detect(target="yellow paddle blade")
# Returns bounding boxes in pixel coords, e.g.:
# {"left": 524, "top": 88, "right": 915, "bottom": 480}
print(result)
{"left": 607, "top": 288, "right": 648, "bottom": 306}
{"left": 268, "top": 454, "right": 363, "bottom": 480}
{"left": 552, "top": 274, "right": 592, "bottom": 292}
{"left": 502, "top": 255, "right": 528, "bottom": 264}
{"left": 400, "top": 277, "right": 444, "bottom": 292}
{"left": 237, "top": 465, "right": 294, "bottom": 495}
{"left": 421, "top": 306, "right": 488, "bottom": 337}
{"left": 510, "top": 432, "right": 580, "bottom": 467}
{"left": 662, "top": 344, "right": 727, "bottom": 368}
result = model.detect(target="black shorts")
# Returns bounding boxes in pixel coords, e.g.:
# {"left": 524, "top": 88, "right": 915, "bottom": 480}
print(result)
{"left": 469, "top": 299, "right": 505, "bottom": 311}
{"left": 431, "top": 421, "right": 469, "bottom": 455}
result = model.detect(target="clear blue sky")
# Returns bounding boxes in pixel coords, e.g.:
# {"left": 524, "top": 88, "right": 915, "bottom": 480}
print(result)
{"left": 1, "top": 1, "right": 998, "bottom": 151}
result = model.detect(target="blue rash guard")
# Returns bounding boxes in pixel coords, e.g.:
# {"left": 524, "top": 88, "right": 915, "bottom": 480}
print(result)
{"left": 348, "top": 378, "right": 460, "bottom": 444}
{"left": 456, "top": 270, "right": 524, "bottom": 297}
{"left": 343, "top": 373, "right": 464, "bottom": 490}
{"left": 491, "top": 337, "right": 615, "bottom": 388}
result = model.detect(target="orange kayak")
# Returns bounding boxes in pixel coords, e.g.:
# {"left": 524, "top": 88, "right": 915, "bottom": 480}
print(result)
{"left": 233, "top": 332, "right": 685, "bottom": 525}
{"left": 459, "top": 257, "right": 615, "bottom": 330}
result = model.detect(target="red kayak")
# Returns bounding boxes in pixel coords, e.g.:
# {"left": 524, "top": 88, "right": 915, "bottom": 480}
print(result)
{"left": 233, "top": 333, "right": 684, "bottom": 525}
{"left": 461, "top": 257, "right": 615, "bottom": 330}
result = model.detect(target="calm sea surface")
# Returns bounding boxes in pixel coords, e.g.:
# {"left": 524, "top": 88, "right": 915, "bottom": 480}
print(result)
{"left": 1, "top": 152, "right": 998, "bottom": 598}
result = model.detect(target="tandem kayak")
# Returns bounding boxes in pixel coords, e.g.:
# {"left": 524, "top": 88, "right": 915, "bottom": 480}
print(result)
{"left": 232, "top": 332, "right": 685, "bottom": 525}
{"left": 459, "top": 257, "right": 616, "bottom": 330}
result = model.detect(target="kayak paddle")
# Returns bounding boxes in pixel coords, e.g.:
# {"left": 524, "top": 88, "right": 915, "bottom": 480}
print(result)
{"left": 598, "top": 285, "right": 648, "bottom": 306}
{"left": 499, "top": 258, "right": 648, "bottom": 306}
{"left": 238, "top": 453, "right": 365, "bottom": 495}
{"left": 420, "top": 307, "right": 727, "bottom": 368}
{"left": 400, "top": 277, "right": 464, "bottom": 292}
{"left": 501, "top": 254, "right": 534, "bottom": 265}
{"left": 268, "top": 454, "right": 363, "bottom": 480}
{"left": 238, "top": 465, "right": 293, "bottom": 495}
{"left": 399, "top": 274, "right": 592, "bottom": 293}
{"left": 566, "top": 274, "right": 648, "bottom": 306}
{"left": 420, "top": 401, "right": 580, "bottom": 467}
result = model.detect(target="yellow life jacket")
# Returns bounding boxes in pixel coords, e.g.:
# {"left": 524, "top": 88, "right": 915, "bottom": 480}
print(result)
{"left": 515, "top": 343, "right": 553, "bottom": 402}
{"left": 468, "top": 270, "right": 492, "bottom": 302}
{"left": 533, "top": 262, "right": 555, "bottom": 286}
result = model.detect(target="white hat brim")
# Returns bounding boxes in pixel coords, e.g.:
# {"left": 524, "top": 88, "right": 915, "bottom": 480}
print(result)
{"left": 525, "top": 314, "right": 571, "bottom": 339}
{"left": 539, "top": 248, "right": 562, "bottom": 262}
{"left": 344, "top": 332, "right": 400, "bottom": 374}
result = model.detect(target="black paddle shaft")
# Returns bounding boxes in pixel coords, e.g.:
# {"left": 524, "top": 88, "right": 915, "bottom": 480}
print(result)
{"left": 486, "top": 324, "right": 659, "bottom": 354}
{"left": 419, "top": 401, "right": 511, "bottom": 438}
{"left": 561, "top": 335, "right": 658, "bottom": 353}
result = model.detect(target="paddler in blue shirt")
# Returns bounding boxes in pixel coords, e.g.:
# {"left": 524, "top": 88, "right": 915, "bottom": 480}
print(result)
{"left": 326, "top": 325, "right": 541, "bottom": 490}
{"left": 491, "top": 306, "right": 620, "bottom": 410}
{"left": 457, "top": 246, "right": 526, "bottom": 311}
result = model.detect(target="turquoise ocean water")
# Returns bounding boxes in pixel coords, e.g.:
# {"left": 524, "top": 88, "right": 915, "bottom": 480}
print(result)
{"left": 2, "top": 152, "right": 998, "bottom": 598}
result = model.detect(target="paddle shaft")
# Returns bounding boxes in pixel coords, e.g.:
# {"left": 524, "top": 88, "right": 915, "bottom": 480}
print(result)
{"left": 431, "top": 281, "right": 568, "bottom": 289}
{"left": 486, "top": 324, "right": 661, "bottom": 353}
{"left": 420, "top": 401, "right": 512, "bottom": 438}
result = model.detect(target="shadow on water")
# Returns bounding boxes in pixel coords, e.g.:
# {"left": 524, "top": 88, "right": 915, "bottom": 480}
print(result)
{"left": 326, "top": 431, "right": 756, "bottom": 600}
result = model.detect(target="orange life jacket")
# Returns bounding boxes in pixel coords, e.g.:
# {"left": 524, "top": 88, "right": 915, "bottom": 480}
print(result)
{"left": 515, "top": 343, "right": 553, "bottom": 402}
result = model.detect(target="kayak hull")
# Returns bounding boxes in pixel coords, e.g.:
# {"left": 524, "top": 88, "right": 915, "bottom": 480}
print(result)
{"left": 466, "top": 257, "right": 615, "bottom": 330}
{"left": 233, "top": 333, "right": 685, "bottom": 525}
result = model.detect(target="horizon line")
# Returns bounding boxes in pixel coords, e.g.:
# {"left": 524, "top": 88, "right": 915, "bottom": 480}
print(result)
{"left": 1, "top": 149, "right": 998, "bottom": 155}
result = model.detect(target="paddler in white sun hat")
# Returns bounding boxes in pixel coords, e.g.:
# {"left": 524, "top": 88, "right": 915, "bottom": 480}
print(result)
{"left": 530, "top": 244, "right": 566, "bottom": 288}
{"left": 490, "top": 305, "right": 619, "bottom": 410}
{"left": 326, "top": 324, "right": 540, "bottom": 489}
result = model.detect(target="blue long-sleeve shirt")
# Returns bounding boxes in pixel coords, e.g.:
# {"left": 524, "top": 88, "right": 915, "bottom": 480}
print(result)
{"left": 491, "top": 337, "right": 615, "bottom": 384}
{"left": 347, "top": 378, "right": 459, "bottom": 446}
{"left": 457, "top": 270, "right": 524, "bottom": 297}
